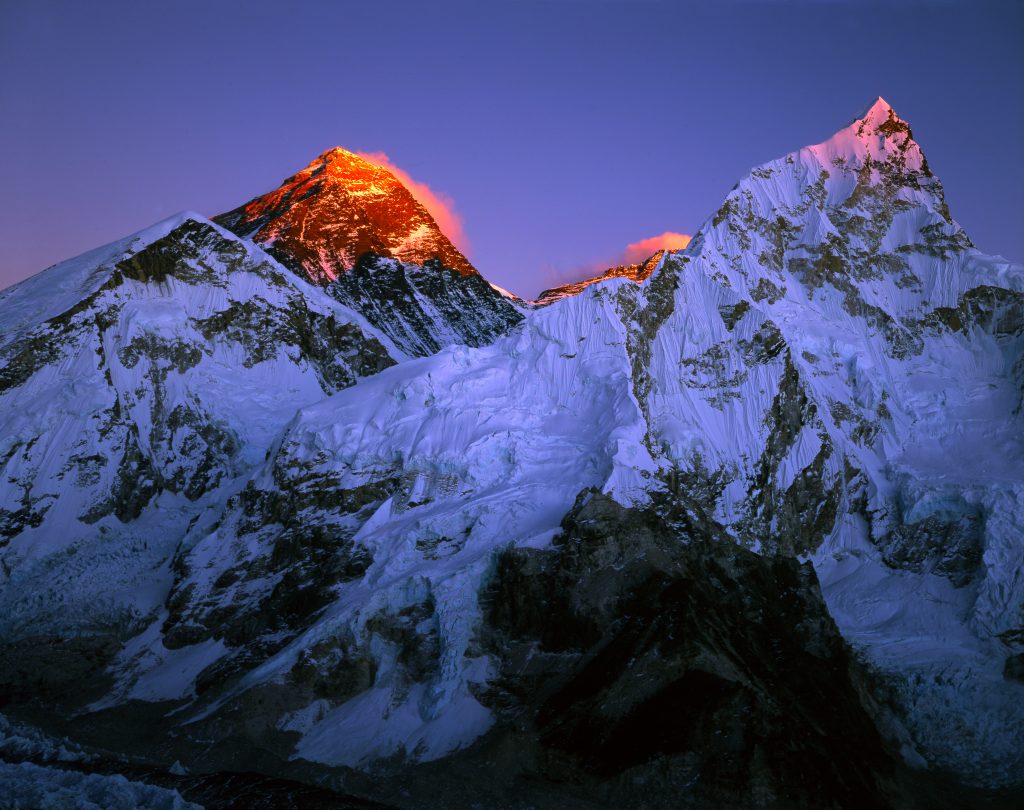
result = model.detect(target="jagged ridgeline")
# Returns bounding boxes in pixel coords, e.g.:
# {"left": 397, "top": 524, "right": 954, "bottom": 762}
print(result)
{"left": 533, "top": 249, "right": 669, "bottom": 306}
{"left": 1, "top": 99, "right": 1023, "bottom": 808}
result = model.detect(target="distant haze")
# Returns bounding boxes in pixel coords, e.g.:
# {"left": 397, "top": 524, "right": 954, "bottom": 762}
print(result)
{"left": 1, "top": 0, "right": 1022, "bottom": 298}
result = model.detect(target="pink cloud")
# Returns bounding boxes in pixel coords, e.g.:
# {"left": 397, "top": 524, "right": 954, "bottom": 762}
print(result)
{"left": 356, "top": 151, "right": 471, "bottom": 255}
{"left": 621, "top": 231, "right": 691, "bottom": 264}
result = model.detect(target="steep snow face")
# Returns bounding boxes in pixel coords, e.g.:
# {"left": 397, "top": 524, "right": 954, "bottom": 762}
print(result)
{"left": 0, "top": 214, "right": 399, "bottom": 643}
{"left": 644, "top": 94, "right": 1024, "bottom": 551}
{"left": 215, "top": 148, "right": 524, "bottom": 357}
{"left": 144, "top": 99, "right": 1024, "bottom": 783}
{"left": 533, "top": 250, "right": 667, "bottom": 306}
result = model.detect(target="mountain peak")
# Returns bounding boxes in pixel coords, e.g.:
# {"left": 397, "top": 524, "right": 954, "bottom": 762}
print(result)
{"left": 857, "top": 100, "right": 920, "bottom": 172}
{"left": 285, "top": 147, "right": 404, "bottom": 200}
{"left": 214, "top": 147, "right": 475, "bottom": 282}
{"left": 796, "top": 96, "right": 922, "bottom": 173}
{"left": 309, "top": 146, "right": 382, "bottom": 174}
{"left": 319, "top": 145, "right": 358, "bottom": 161}
{"left": 854, "top": 95, "right": 912, "bottom": 140}
{"left": 859, "top": 95, "right": 895, "bottom": 123}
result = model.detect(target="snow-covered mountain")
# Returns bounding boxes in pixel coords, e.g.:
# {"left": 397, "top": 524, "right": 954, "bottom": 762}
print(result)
{"left": 1, "top": 98, "right": 1022, "bottom": 807}
{"left": 0, "top": 213, "right": 398, "bottom": 655}
{"left": 215, "top": 147, "right": 523, "bottom": 357}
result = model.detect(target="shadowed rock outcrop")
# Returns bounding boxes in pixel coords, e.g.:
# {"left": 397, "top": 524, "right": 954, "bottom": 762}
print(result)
{"left": 463, "top": 491, "right": 916, "bottom": 808}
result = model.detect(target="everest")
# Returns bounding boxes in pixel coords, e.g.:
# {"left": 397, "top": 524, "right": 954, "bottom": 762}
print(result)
{"left": 214, "top": 147, "right": 523, "bottom": 357}
{"left": 0, "top": 98, "right": 1022, "bottom": 808}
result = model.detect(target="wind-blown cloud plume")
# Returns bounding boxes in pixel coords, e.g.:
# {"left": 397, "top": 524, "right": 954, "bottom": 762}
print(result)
{"left": 621, "top": 231, "right": 691, "bottom": 264}
{"left": 356, "top": 151, "right": 471, "bottom": 255}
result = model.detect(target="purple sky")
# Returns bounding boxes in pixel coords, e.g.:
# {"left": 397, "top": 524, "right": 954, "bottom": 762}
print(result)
{"left": 2, "top": 1, "right": 1022, "bottom": 299}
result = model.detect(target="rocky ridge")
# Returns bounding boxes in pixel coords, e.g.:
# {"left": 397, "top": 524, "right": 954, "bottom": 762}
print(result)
{"left": 533, "top": 250, "right": 667, "bottom": 306}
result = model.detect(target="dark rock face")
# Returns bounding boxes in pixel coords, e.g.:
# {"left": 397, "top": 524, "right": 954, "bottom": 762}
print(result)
{"left": 879, "top": 510, "right": 985, "bottom": 588}
{"left": 140, "top": 769, "right": 389, "bottom": 810}
{"left": 160, "top": 459, "right": 404, "bottom": 654}
{"left": 329, "top": 255, "right": 524, "bottom": 357}
{"left": 1005, "top": 654, "right": 1024, "bottom": 683}
{"left": 470, "top": 490, "right": 906, "bottom": 808}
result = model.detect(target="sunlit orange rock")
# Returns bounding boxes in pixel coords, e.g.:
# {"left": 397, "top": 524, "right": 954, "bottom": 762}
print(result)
{"left": 215, "top": 147, "right": 476, "bottom": 284}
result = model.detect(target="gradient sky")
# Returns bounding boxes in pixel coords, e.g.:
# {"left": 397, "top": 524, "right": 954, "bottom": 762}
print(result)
{"left": 1, "top": 0, "right": 1022, "bottom": 298}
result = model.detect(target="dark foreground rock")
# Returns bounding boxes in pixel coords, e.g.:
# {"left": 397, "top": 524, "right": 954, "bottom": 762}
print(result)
{"left": 3, "top": 491, "right": 1023, "bottom": 809}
